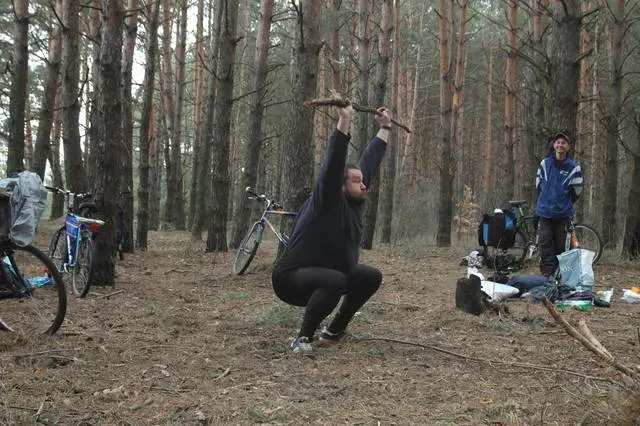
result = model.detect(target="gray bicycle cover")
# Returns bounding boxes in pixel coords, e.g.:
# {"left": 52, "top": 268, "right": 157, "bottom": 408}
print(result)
{"left": 0, "top": 171, "right": 48, "bottom": 246}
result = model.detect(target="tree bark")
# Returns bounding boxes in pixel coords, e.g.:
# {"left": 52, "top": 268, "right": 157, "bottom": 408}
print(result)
{"left": 482, "top": 41, "right": 495, "bottom": 208}
{"left": 601, "top": 0, "right": 625, "bottom": 248}
{"left": 7, "top": 0, "right": 29, "bottom": 175}
{"left": 61, "top": 0, "right": 88, "bottom": 191}
{"left": 161, "top": 0, "right": 176, "bottom": 224}
{"left": 281, "top": 0, "right": 323, "bottom": 213}
{"left": 206, "top": 0, "right": 240, "bottom": 252}
{"left": 380, "top": 0, "right": 401, "bottom": 244}
{"left": 355, "top": 0, "right": 372, "bottom": 156}
{"left": 87, "top": 0, "right": 101, "bottom": 183}
{"left": 136, "top": 0, "right": 160, "bottom": 250}
{"left": 230, "top": 0, "right": 275, "bottom": 249}
{"left": 192, "top": 3, "right": 223, "bottom": 240}
{"left": 121, "top": 0, "right": 139, "bottom": 253}
{"left": 49, "top": 89, "right": 65, "bottom": 219}
{"left": 436, "top": 0, "right": 454, "bottom": 247}
{"left": 188, "top": 0, "right": 206, "bottom": 229}
{"left": 92, "top": 0, "right": 124, "bottom": 286}
{"left": 33, "top": 0, "right": 63, "bottom": 180}
{"left": 361, "top": 0, "right": 393, "bottom": 250}
{"left": 171, "top": 0, "right": 188, "bottom": 230}
{"left": 502, "top": 0, "right": 517, "bottom": 202}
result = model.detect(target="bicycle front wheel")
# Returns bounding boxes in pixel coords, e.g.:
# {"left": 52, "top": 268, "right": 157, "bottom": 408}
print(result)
{"left": 48, "top": 225, "right": 66, "bottom": 272}
{"left": 570, "top": 224, "right": 603, "bottom": 264}
{"left": 0, "top": 244, "right": 67, "bottom": 336}
{"left": 232, "top": 222, "right": 264, "bottom": 275}
{"left": 71, "top": 235, "right": 93, "bottom": 297}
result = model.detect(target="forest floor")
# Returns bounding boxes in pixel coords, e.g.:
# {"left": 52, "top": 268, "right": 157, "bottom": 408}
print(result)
{"left": 1, "top": 219, "right": 640, "bottom": 425}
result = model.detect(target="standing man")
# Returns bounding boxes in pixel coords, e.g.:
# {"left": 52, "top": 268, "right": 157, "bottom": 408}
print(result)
{"left": 536, "top": 132, "right": 583, "bottom": 278}
{"left": 272, "top": 104, "right": 392, "bottom": 355}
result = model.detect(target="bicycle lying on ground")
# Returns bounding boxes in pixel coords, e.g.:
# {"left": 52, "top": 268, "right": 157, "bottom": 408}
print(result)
{"left": 232, "top": 187, "right": 298, "bottom": 275}
{"left": 0, "top": 193, "right": 67, "bottom": 335}
{"left": 46, "top": 186, "right": 105, "bottom": 298}
{"left": 496, "top": 200, "right": 603, "bottom": 271}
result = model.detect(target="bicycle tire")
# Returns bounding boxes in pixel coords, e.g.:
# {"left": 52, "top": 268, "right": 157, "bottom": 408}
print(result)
{"left": 71, "top": 235, "right": 93, "bottom": 298}
{"left": 570, "top": 224, "right": 603, "bottom": 264}
{"left": 48, "top": 225, "right": 66, "bottom": 272}
{"left": 232, "top": 222, "right": 264, "bottom": 275}
{"left": 0, "top": 244, "right": 67, "bottom": 336}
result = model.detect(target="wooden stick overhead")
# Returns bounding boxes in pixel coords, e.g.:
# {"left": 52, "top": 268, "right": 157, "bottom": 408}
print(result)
{"left": 304, "top": 95, "right": 412, "bottom": 134}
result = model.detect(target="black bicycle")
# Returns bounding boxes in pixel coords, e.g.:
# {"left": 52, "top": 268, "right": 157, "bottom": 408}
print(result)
{"left": 504, "top": 200, "right": 603, "bottom": 269}
{"left": 232, "top": 187, "right": 298, "bottom": 275}
{"left": 0, "top": 189, "right": 66, "bottom": 337}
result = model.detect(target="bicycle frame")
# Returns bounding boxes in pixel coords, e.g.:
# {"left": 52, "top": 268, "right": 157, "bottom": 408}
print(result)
{"left": 260, "top": 209, "right": 297, "bottom": 246}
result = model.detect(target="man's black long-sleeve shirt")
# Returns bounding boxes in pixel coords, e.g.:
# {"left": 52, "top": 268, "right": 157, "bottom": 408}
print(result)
{"left": 273, "top": 129, "right": 386, "bottom": 275}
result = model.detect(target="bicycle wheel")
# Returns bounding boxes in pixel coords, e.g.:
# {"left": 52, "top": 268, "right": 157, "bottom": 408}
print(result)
{"left": 570, "top": 224, "right": 603, "bottom": 264}
{"left": 71, "top": 235, "right": 93, "bottom": 297}
{"left": 0, "top": 244, "right": 67, "bottom": 336}
{"left": 48, "top": 225, "right": 66, "bottom": 272}
{"left": 232, "top": 222, "right": 264, "bottom": 275}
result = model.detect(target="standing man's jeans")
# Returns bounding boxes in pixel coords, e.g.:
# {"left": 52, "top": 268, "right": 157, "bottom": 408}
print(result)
{"left": 538, "top": 217, "right": 569, "bottom": 277}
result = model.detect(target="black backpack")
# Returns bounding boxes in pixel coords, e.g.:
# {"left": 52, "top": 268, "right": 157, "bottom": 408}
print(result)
{"left": 478, "top": 209, "right": 517, "bottom": 249}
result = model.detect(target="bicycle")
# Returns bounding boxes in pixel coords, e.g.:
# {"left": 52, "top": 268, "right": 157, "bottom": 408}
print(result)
{"left": 46, "top": 186, "right": 105, "bottom": 298}
{"left": 232, "top": 187, "right": 298, "bottom": 275}
{"left": 504, "top": 200, "right": 603, "bottom": 270}
{"left": 0, "top": 194, "right": 67, "bottom": 336}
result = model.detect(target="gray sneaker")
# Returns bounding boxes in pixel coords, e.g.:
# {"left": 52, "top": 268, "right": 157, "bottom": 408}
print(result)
{"left": 319, "top": 327, "right": 346, "bottom": 342}
{"left": 290, "top": 336, "right": 312, "bottom": 354}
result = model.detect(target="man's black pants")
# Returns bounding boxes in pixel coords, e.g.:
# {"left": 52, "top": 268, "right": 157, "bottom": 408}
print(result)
{"left": 538, "top": 217, "right": 569, "bottom": 277}
{"left": 272, "top": 265, "right": 382, "bottom": 338}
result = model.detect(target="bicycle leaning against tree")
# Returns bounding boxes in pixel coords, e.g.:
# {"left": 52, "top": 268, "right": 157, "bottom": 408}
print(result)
{"left": 46, "top": 186, "right": 105, "bottom": 298}
{"left": 232, "top": 187, "right": 298, "bottom": 275}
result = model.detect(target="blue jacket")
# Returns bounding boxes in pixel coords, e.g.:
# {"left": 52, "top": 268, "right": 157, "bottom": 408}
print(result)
{"left": 536, "top": 151, "right": 583, "bottom": 219}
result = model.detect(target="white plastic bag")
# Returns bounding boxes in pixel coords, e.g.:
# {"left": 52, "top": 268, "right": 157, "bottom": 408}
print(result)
{"left": 620, "top": 289, "right": 640, "bottom": 303}
{"left": 480, "top": 280, "right": 519, "bottom": 302}
{"left": 557, "top": 248, "right": 595, "bottom": 288}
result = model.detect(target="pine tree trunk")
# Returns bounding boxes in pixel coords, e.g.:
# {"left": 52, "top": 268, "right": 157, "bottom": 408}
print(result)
{"left": 149, "top": 110, "right": 161, "bottom": 230}
{"left": 354, "top": 0, "right": 372, "bottom": 156}
{"left": 361, "top": 0, "right": 392, "bottom": 250}
{"left": 622, "top": 118, "right": 640, "bottom": 257}
{"left": 436, "top": 0, "right": 454, "bottom": 247}
{"left": 7, "top": 0, "right": 29, "bottom": 174}
{"left": 281, "top": 0, "right": 323, "bottom": 212}
{"left": 502, "top": 0, "right": 517, "bottom": 203}
{"left": 171, "top": 0, "right": 188, "bottom": 230}
{"left": 33, "top": 0, "right": 63, "bottom": 180}
{"left": 602, "top": 0, "right": 625, "bottom": 247}
{"left": 62, "top": 0, "right": 88, "bottom": 191}
{"left": 192, "top": 4, "right": 223, "bottom": 240}
{"left": 136, "top": 0, "right": 160, "bottom": 250}
{"left": 49, "top": 89, "right": 65, "bottom": 219}
{"left": 380, "top": 0, "right": 401, "bottom": 244}
{"left": 121, "top": 0, "right": 139, "bottom": 253}
{"left": 91, "top": 0, "right": 123, "bottom": 286}
{"left": 206, "top": 0, "right": 240, "bottom": 252}
{"left": 188, "top": 0, "right": 206, "bottom": 229}
{"left": 161, "top": 0, "right": 175, "bottom": 224}
{"left": 482, "top": 42, "right": 495, "bottom": 208}
{"left": 24, "top": 100, "right": 33, "bottom": 171}
{"left": 87, "top": 0, "right": 101, "bottom": 183}
{"left": 230, "top": 0, "right": 275, "bottom": 249}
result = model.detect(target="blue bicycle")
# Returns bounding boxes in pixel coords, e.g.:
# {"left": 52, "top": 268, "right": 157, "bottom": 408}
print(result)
{"left": 46, "top": 186, "right": 104, "bottom": 297}
{"left": 232, "top": 187, "right": 297, "bottom": 275}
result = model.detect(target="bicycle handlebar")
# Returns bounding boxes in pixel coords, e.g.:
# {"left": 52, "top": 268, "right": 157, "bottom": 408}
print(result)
{"left": 45, "top": 185, "right": 93, "bottom": 200}
{"left": 245, "top": 186, "right": 283, "bottom": 210}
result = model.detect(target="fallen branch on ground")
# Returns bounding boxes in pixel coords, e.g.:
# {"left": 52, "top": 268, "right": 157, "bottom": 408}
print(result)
{"left": 542, "top": 298, "right": 640, "bottom": 384}
{"left": 353, "top": 336, "right": 627, "bottom": 388}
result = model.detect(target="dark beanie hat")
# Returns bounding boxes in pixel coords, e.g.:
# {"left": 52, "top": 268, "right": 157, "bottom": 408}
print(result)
{"left": 554, "top": 132, "right": 570, "bottom": 143}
